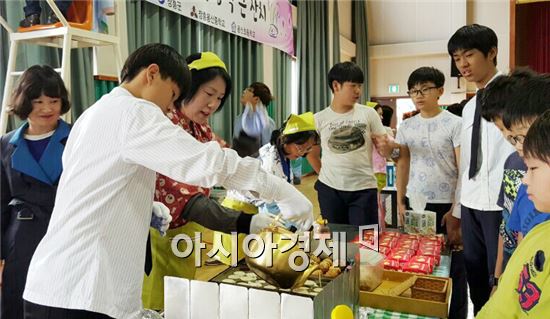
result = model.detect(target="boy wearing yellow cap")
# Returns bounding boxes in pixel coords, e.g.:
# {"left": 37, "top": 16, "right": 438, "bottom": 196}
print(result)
{"left": 225, "top": 112, "right": 319, "bottom": 218}
{"left": 307, "top": 62, "right": 389, "bottom": 226}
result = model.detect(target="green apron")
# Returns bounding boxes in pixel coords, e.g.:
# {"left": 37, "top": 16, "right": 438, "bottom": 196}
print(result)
{"left": 142, "top": 221, "right": 206, "bottom": 310}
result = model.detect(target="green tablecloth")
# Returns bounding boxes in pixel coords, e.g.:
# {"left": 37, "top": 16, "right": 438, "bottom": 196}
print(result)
{"left": 359, "top": 255, "right": 451, "bottom": 319}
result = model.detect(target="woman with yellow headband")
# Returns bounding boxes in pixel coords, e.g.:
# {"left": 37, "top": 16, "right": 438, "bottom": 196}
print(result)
{"left": 141, "top": 52, "right": 280, "bottom": 310}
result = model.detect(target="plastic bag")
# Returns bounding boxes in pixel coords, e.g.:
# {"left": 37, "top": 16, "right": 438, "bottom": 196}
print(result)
{"left": 359, "top": 248, "right": 384, "bottom": 291}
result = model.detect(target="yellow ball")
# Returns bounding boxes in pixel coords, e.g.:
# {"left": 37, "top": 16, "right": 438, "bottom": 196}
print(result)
{"left": 331, "top": 304, "right": 354, "bottom": 319}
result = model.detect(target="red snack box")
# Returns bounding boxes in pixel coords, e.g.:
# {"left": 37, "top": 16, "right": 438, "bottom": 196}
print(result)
{"left": 383, "top": 259, "right": 401, "bottom": 271}
{"left": 418, "top": 251, "right": 441, "bottom": 266}
{"left": 389, "top": 251, "right": 413, "bottom": 266}
{"left": 392, "top": 248, "right": 416, "bottom": 256}
{"left": 396, "top": 240, "right": 419, "bottom": 251}
{"left": 403, "top": 261, "right": 431, "bottom": 274}
{"left": 378, "top": 246, "right": 391, "bottom": 256}
{"left": 380, "top": 238, "right": 398, "bottom": 249}
{"left": 399, "top": 234, "right": 419, "bottom": 240}
{"left": 409, "top": 255, "right": 435, "bottom": 272}
{"left": 382, "top": 231, "right": 401, "bottom": 238}
{"left": 419, "top": 245, "right": 441, "bottom": 256}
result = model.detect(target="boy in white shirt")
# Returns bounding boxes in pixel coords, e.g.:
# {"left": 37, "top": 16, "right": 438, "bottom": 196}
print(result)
{"left": 448, "top": 24, "right": 515, "bottom": 315}
{"left": 22, "top": 43, "right": 313, "bottom": 319}
{"left": 307, "top": 62, "right": 389, "bottom": 226}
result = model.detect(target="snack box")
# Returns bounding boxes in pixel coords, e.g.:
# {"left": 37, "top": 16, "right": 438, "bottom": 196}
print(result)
{"left": 360, "top": 271, "right": 451, "bottom": 318}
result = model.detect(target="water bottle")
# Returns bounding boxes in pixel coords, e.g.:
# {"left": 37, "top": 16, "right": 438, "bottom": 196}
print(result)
{"left": 386, "top": 161, "right": 395, "bottom": 188}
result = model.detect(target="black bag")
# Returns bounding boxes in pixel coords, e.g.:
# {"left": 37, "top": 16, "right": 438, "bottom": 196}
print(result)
{"left": 232, "top": 130, "right": 260, "bottom": 157}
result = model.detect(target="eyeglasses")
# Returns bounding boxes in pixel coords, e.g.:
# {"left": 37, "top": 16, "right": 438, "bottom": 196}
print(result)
{"left": 407, "top": 87, "right": 438, "bottom": 97}
{"left": 507, "top": 135, "right": 526, "bottom": 146}
{"left": 295, "top": 143, "right": 313, "bottom": 155}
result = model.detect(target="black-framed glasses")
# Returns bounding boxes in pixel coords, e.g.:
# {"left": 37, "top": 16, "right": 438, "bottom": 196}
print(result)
{"left": 407, "top": 87, "right": 438, "bottom": 97}
{"left": 507, "top": 135, "right": 526, "bottom": 146}
{"left": 295, "top": 143, "right": 313, "bottom": 155}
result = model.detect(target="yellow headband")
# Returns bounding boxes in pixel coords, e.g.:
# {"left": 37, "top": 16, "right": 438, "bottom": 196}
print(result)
{"left": 366, "top": 101, "right": 378, "bottom": 108}
{"left": 283, "top": 112, "right": 316, "bottom": 135}
{"left": 188, "top": 52, "right": 227, "bottom": 71}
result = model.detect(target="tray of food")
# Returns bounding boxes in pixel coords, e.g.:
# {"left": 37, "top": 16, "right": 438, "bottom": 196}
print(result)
{"left": 210, "top": 261, "right": 332, "bottom": 298}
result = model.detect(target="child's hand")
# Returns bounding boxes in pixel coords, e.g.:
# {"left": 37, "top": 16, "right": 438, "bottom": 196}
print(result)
{"left": 372, "top": 134, "right": 390, "bottom": 156}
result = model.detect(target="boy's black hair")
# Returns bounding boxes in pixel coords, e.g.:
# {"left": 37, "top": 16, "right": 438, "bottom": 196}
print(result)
{"left": 481, "top": 68, "right": 537, "bottom": 122}
{"left": 407, "top": 67, "right": 445, "bottom": 90}
{"left": 381, "top": 105, "right": 394, "bottom": 127}
{"left": 120, "top": 43, "right": 191, "bottom": 105}
{"left": 502, "top": 73, "right": 550, "bottom": 129}
{"left": 248, "top": 82, "right": 274, "bottom": 106}
{"left": 523, "top": 109, "right": 550, "bottom": 163}
{"left": 446, "top": 98, "right": 470, "bottom": 117}
{"left": 447, "top": 24, "right": 498, "bottom": 66}
{"left": 9, "top": 65, "right": 70, "bottom": 119}
{"left": 183, "top": 53, "right": 232, "bottom": 112}
{"left": 327, "top": 62, "right": 364, "bottom": 92}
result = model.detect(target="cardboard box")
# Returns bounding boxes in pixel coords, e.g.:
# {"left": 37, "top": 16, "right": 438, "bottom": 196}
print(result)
{"left": 359, "top": 270, "right": 451, "bottom": 318}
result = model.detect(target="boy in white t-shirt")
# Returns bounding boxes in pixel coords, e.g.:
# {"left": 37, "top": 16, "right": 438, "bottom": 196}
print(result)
{"left": 396, "top": 66, "right": 467, "bottom": 319}
{"left": 307, "top": 62, "right": 389, "bottom": 226}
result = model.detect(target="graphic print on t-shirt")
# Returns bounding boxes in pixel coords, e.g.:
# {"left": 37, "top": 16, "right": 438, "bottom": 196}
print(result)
{"left": 327, "top": 122, "right": 367, "bottom": 154}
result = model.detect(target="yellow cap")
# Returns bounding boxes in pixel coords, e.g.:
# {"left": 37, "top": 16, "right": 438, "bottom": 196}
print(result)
{"left": 282, "top": 112, "right": 316, "bottom": 135}
{"left": 188, "top": 52, "right": 227, "bottom": 72}
{"left": 331, "top": 305, "right": 354, "bottom": 319}
{"left": 366, "top": 101, "right": 378, "bottom": 108}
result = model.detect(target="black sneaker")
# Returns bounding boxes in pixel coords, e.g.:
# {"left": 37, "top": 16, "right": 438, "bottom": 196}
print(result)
{"left": 47, "top": 12, "right": 60, "bottom": 24}
{"left": 19, "top": 13, "right": 41, "bottom": 28}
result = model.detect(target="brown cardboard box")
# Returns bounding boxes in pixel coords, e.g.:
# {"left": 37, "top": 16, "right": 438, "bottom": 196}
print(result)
{"left": 359, "top": 270, "right": 451, "bottom": 318}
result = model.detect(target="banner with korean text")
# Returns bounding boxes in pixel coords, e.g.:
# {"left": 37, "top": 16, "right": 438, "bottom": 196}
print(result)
{"left": 145, "top": 0, "right": 295, "bottom": 56}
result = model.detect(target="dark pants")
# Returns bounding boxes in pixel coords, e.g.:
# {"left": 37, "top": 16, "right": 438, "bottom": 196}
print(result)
{"left": 24, "top": 301, "right": 113, "bottom": 319}
{"left": 24, "top": 1, "right": 72, "bottom": 16}
{"left": 405, "top": 200, "right": 468, "bottom": 319}
{"left": 315, "top": 180, "right": 378, "bottom": 226}
{"left": 461, "top": 206, "right": 502, "bottom": 315}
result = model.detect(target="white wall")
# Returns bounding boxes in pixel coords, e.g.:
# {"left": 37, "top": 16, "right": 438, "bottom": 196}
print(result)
{"left": 367, "top": 0, "right": 510, "bottom": 103}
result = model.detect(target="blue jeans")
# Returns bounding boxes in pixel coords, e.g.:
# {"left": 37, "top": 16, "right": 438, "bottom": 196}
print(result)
{"left": 24, "top": 0, "right": 72, "bottom": 16}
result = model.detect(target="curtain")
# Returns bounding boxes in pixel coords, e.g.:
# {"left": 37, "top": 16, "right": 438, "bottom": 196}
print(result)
{"left": 126, "top": 0, "right": 263, "bottom": 142}
{"left": 353, "top": 0, "right": 369, "bottom": 100}
{"left": 296, "top": 0, "right": 331, "bottom": 114}
{"left": 332, "top": 0, "right": 340, "bottom": 66}
{"left": 516, "top": 2, "right": 550, "bottom": 73}
{"left": 271, "top": 49, "right": 292, "bottom": 128}
{"left": 0, "top": 0, "right": 95, "bottom": 132}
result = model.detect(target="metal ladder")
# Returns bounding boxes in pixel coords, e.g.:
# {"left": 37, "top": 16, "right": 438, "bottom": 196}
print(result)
{"left": 0, "top": 0, "right": 123, "bottom": 134}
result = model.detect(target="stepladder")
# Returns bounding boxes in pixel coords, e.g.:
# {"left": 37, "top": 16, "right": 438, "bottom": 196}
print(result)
{"left": 0, "top": 0, "right": 122, "bottom": 134}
